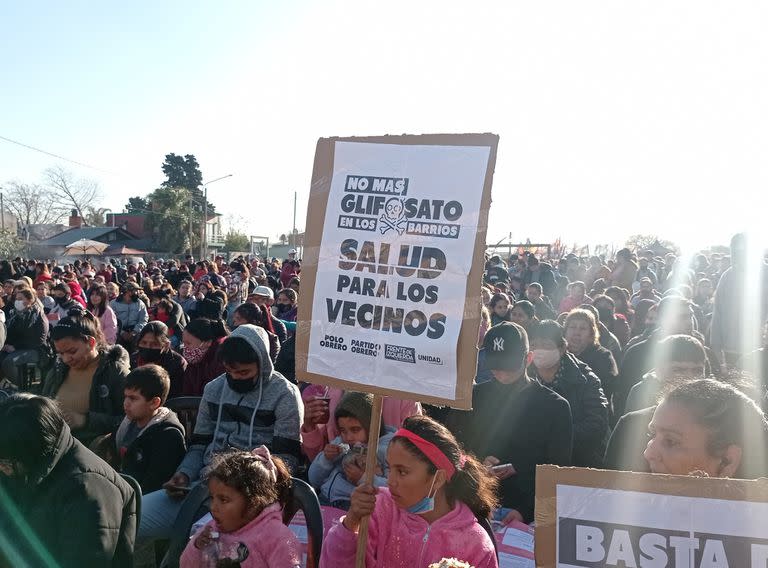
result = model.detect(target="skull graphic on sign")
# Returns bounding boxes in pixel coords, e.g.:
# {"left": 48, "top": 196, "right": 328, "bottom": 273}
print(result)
{"left": 379, "top": 197, "right": 407, "bottom": 235}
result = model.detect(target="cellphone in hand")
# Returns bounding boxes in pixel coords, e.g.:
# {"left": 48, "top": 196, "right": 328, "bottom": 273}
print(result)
{"left": 489, "top": 463, "right": 515, "bottom": 477}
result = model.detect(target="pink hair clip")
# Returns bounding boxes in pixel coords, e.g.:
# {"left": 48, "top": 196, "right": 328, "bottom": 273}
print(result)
{"left": 251, "top": 445, "right": 277, "bottom": 482}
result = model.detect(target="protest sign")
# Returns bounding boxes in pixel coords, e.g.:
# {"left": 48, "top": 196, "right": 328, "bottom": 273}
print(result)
{"left": 296, "top": 134, "right": 498, "bottom": 409}
{"left": 496, "top": 520, "right": 535, "bottom": 568}
{"left": 535, "top": 465, "right": 768, "bottom": 567}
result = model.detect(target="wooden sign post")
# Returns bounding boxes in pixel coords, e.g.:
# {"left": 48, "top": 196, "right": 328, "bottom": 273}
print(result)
{"left": 355, "top": 395, "right": 383, "bottom": 567}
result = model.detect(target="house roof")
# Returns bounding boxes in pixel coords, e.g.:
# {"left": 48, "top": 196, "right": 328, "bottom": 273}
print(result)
{"left": 39, "top": 226, "right": 140, "bottom": 246}
{"left": 104, "top": 245, "right": 148, "bottom": 256}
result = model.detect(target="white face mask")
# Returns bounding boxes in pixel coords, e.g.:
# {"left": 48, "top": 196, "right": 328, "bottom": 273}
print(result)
{"left": 14, "top": 300, "right": 26, "bottom": 312}
{"left": 533, "top": 348, "right": 561, "bottom": 369}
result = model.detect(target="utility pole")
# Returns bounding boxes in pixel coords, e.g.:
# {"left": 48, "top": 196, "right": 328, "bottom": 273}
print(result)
{"left": 198, "top": 174, "right": 233, "bottom": 260}
{"left": 0, "top": 192, "right": 5, "bottom": 232}
{"left": 201, "top": 187, "right": 208, "bottom": 261}
{"left": 188, "top": 189, "right": 194, "bottom": 258}
{"left": 292, "top": 191, "right": 297, "bottom": 248}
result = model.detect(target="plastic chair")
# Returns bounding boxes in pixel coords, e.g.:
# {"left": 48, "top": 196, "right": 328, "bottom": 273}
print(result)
{"left": 165, "top": 396, "right": 203, "bottom": 445}
{"left": 14, "top": 361, "right": 43, "bottom": 393}
{"left": 283, "top": 478, "right": 324, "bottom": 568}
{"left": 120, "top": 473, "right": 142, "bottom": 536}
{"left": 159, "top": 483, "right": 211, "bottom": 568}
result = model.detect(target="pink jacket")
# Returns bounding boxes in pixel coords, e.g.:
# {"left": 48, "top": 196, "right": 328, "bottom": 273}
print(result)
{"left": 320, "top": 489, "right": 498, "bottom": 568}
{"left": 301, "top": 387, "right": 422, "bottom": 461}
{"left": 99, "top": 305, "right": 118, "bottom": 345}
{"left": 180, "top": 503, "right": 301, "bottom": 568}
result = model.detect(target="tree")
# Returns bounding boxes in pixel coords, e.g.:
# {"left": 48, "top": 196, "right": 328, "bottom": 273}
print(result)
{"left": 161, "top": 153, "right": 203, "bottom": 190}
{"left": 625, "top": 234, "right": 679, "bottom": 255}
{"left": 144, "top": 186, "right": 193, "bottom": 254}
{"left": 123, "top": 154, "right": 218, "bottom": 253}
{"left": 0, "top": 230, "right": 26, "bottom": 258}
{"left": 224, "top": 230, "right": 250, "bottom": 252}
{"left": 3, "top": 181, "right": 66, "bottom": 226}
{"left": 44, "top": 166, "right": 101, "bottom": 218}
{"left": 124, "top": 196, "right": 149, "bottom": 214}
{"left": 160, "top": 154, "right": 215, "bottom": 211}
{"left": 279, "top": 233, "right": 288, "bottom": 245}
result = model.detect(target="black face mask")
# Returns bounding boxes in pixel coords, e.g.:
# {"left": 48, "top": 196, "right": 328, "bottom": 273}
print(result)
{"left": 276, "top": 303, "right": 292, "bottom": 314}
{"left": 138, "top": 347, "right": 162, "bottom": 362}
{"left": 54, "top": 296, "right": 68, "bottom": 306}
{"left": 226, "top": 373, "right": 257, "bottom": 394}
{"left": 596, "top": 308, "right": 613, "bottom": 323}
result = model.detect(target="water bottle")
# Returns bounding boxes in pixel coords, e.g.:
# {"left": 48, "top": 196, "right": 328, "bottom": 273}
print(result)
{"left": 200, "top": 531, "right": 220, "bottom": 568}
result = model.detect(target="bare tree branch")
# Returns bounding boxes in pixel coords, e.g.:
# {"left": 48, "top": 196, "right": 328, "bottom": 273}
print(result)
{"left": 44, "top": 165, "right": 101, "bottom": 218}
{"left": 3, "top": 180, "right": 66, "bottom": 226}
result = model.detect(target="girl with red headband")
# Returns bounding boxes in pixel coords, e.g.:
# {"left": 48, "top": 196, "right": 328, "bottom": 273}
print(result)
{"left": 320, "top": 415, "right": 499, "bottom": 568}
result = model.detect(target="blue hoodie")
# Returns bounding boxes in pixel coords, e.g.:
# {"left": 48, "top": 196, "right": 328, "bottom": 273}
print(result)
{"left": 308, "top": 427, "right": 395, "bottom": 505}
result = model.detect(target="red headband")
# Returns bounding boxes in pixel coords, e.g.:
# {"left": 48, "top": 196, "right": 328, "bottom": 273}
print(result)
{"left": 394, "top": 428, "right": 461, "bottom": 480}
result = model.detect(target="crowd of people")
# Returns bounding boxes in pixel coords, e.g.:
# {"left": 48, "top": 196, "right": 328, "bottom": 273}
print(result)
{"left": 0, "top": 233, "right": 767, "bottom": 567}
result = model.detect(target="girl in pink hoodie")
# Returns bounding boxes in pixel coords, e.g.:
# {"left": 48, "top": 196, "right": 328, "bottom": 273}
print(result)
{"left": 320, "top": 415, "right": 499, "bottom": 568}
{"left": 181, "top": 447, "right": 301, "bottom": 568}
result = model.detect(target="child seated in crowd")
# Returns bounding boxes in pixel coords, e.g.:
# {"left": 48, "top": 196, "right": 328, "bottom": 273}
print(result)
{"left": 301, "top": 386, "right": 420, "bottom": 461}
{"left": 308, "top": 391, "right": 394, "bottom": 509}
{"left": 138, "top": 324, "right": 302, "bottom": 541}
{"left": 181, "top": 448, "right": 301, "bottom": 568}
{"left": 114, "top": 364, "right": 186, "bottom": 493}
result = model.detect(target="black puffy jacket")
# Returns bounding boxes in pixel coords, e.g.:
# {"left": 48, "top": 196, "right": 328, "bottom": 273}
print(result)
{"left": 0, "top": 423, "right": 136, "bottom": 567}
{"left": 6, "top": 303, "right": 48, "bottom": 351}
{"left": 533, "top": 352, "right": 610, "bottom": 468}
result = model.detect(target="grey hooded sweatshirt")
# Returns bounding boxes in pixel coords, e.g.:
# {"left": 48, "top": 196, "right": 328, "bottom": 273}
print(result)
{"left": 176, "top": 324, "right": 303, "bottom": 478}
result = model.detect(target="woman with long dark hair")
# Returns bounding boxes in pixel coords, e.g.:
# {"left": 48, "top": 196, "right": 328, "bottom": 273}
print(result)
{"left": 131, "top": 321, "right": 187, "bottom": 398}
{"left": 87, "top": 284, "right": 118, "bottom": 345}
{"left": 42, "top": 310, "right": 130, "bottom": 445}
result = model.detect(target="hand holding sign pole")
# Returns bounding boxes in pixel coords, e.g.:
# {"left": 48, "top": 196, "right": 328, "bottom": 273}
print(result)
{"left": 355, "top": 394, "right": 383, "bottom": 568}
{"left": 296, "top": 133, "right": 498, "bottom": 567}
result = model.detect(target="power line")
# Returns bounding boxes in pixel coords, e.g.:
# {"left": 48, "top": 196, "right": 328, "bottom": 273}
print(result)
{"left": 0, "top": 134, "right": 116, "bottom": 175}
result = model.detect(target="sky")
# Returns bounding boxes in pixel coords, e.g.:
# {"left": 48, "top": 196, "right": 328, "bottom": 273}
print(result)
{"left": 1, "top": 1, "right": 767, "bottom": 255}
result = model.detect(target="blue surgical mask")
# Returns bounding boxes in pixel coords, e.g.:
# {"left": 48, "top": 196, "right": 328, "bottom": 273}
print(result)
{"left": 406, "top": 474, "right": 438, "bottom": 515}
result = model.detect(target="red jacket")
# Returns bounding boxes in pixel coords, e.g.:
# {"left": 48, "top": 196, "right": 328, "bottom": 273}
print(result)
{"left": 34, "top": 272, "right": 53, "bottom": 287}
{"left": 66, "top": 280, "right": 87, "bottom": 308}
{"left": 280, "top": 264, "right": 298, "bottom": 288}
{"left": 96, "top": 270, "right": 113, "bottom": 283}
